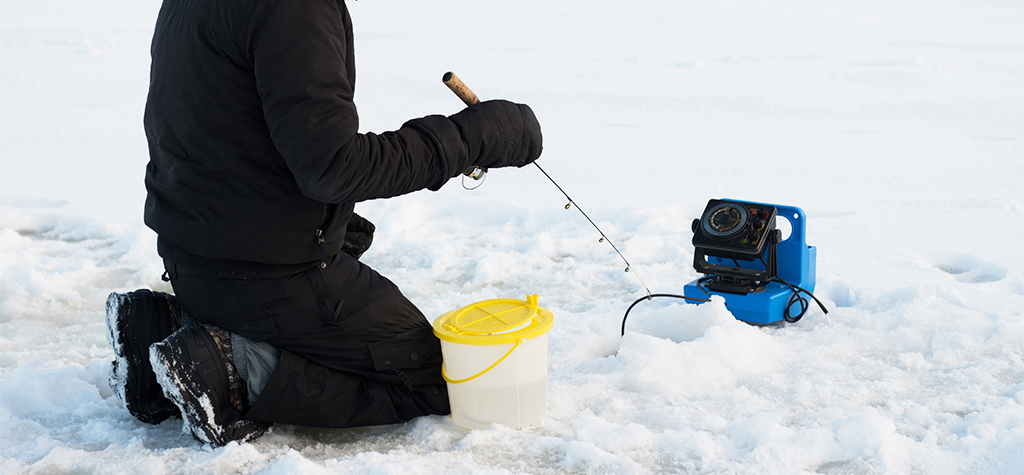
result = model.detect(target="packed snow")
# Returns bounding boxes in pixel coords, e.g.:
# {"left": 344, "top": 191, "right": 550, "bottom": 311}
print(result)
{"left": 2, "top": 0, "right": 1023, "bottom": 473}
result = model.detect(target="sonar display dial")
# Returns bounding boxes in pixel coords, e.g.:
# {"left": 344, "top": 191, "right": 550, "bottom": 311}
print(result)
{"left": 702, "top": 202, "right": 749, "bottom": 239}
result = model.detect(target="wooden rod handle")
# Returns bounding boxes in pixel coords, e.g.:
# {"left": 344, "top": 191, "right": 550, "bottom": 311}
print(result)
{"left": 442, "top": 71, "right": 480, "bottom": 106}
{"left": 442, "top": 71, "right": 487, "bottom": 180}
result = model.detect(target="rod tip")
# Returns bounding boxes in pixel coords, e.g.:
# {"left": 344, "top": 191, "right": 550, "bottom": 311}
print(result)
{"left": 442, "top": 71, "right": 453, "bottom": 82}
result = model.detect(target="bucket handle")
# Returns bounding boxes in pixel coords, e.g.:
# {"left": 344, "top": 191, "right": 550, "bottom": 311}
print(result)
{"left": 442, "top": 339, "right": 523, "bottom": 384}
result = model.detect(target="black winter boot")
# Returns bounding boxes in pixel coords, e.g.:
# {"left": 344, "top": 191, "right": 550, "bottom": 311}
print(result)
{"left": 149, "top": 322, "right": 270, "bottom": 446}
{"left": 105, "top": 289, "right": 182, "bottom": 424}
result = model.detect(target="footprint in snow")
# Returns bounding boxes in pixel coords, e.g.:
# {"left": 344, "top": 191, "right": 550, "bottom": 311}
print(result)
{"left": 929, "top": 253, "right": 1006, "bottom": 284}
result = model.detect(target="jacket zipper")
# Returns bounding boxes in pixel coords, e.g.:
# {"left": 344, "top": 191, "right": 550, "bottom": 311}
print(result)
{"left": 315, "top": 203, "right": 337, "bottom": 269}
{"left": 315, "top": 228, "right": 328, "bottom": 269}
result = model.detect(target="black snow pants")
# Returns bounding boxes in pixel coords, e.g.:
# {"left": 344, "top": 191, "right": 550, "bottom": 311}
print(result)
{"left": 163, "top": 252, "right": 451, "bottom": 428}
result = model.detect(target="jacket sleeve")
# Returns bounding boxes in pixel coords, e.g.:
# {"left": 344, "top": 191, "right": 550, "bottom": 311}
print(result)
{"left": 247, "top": 0, "right": 472, "bottom": 204}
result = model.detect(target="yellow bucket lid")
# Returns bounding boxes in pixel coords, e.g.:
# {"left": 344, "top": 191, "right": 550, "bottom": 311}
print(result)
{"left": 433, "top": 294, "right": 555, "bottom": 345}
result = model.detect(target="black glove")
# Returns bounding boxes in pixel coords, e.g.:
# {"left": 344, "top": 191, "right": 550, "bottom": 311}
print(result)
{"left": 449, "top": 99, "right": 543, "bottom": 169}
{"left": 341, "top": 212, "right": 375, "bottom": 259}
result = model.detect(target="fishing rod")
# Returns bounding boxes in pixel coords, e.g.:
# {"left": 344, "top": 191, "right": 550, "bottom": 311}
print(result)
{"left": 442, "top": 71, "right": 657, "bottom": 298}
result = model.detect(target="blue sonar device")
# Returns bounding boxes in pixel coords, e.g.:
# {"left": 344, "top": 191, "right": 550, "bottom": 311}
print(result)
{"left": 683, "top": 199, "right": 817, "bottom": 325}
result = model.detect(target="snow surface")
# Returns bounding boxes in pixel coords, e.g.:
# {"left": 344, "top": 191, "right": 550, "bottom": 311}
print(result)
{"left": 2, "top": 0, "right": 1023, "bottom": 473}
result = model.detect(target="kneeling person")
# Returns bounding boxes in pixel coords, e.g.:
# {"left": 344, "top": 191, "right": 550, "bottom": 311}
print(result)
{"left": 106, "top": 0, "right": 542, "bottom": 446}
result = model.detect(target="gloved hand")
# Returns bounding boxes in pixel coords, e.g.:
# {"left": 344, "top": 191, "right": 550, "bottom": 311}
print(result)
{"left": 449, "top": 99, "right": 543, "bottom": 169}
{"left": 340, "top": 212, "right": 375, "bottom": 260}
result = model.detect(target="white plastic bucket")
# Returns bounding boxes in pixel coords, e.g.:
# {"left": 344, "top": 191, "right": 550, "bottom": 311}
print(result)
{"left": 432, "top": 295, "right": 554, "bottom": 430}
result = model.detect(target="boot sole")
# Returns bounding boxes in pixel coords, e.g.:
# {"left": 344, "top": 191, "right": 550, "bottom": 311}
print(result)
{"left": 106, "top": 290, "right": 178, "bottom": 424}
{"left": 150, "top": 325, "right": 270, "bottom": 446}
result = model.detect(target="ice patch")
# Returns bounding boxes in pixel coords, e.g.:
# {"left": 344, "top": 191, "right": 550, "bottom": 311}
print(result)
{"left": 827, "top": 407, "right": 960, "bottom": 474}
{"left": 263, "top": 449, "right": 332, "bottom": 475}
{"left": 572, "top": 409, "right": 656, "bottom": 453}
{"left": 857, "top": 56, "right": 929, "bottom": 68}
{"left": 930, "top": 253, "right": 1007, "bottom": 284}
{"left": 538, "top": 437, "right": 644, "bottom": 475}
{"left": 0, "top": 196, "right": 68, "bottom": 209}
{"left": 832, "top": 408, "right": 899, "bottom": 458}
{"left": 620, "top": 295, "right": 736, "bottom": 343}
{"left": 896, "top": 352, "right": 932, "bottom": 371}
{"left": 617, "top": 302, "right": 789, "bottom": 396}
{"left": 0, "top": 359, "right": 107, "bottom": 419}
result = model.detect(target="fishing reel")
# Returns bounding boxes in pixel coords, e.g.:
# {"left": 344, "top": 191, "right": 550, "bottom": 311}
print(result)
{"left": 684, "top": 199, "right": 820, "bottom": 324}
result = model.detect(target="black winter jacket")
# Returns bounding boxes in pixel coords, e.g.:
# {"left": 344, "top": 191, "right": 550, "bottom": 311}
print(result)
{"left": 144, "top": 0, "right": 474, "bottom": 269}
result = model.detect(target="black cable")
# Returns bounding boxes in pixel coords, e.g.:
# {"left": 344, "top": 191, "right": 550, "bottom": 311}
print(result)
{"left": 771, "top": 274, "right": 829, "bottom": 323}
{"left": 620, "top": 293, "right": 711, "bottom": 336}
{"left": 752, "top": 255, "right": 829, "bottom": 323}
{"left": 620, "top": 275, "right": 828, "bottom": 335}
{"left": 695, "top": 276, "right": 715, "bottom": 297}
